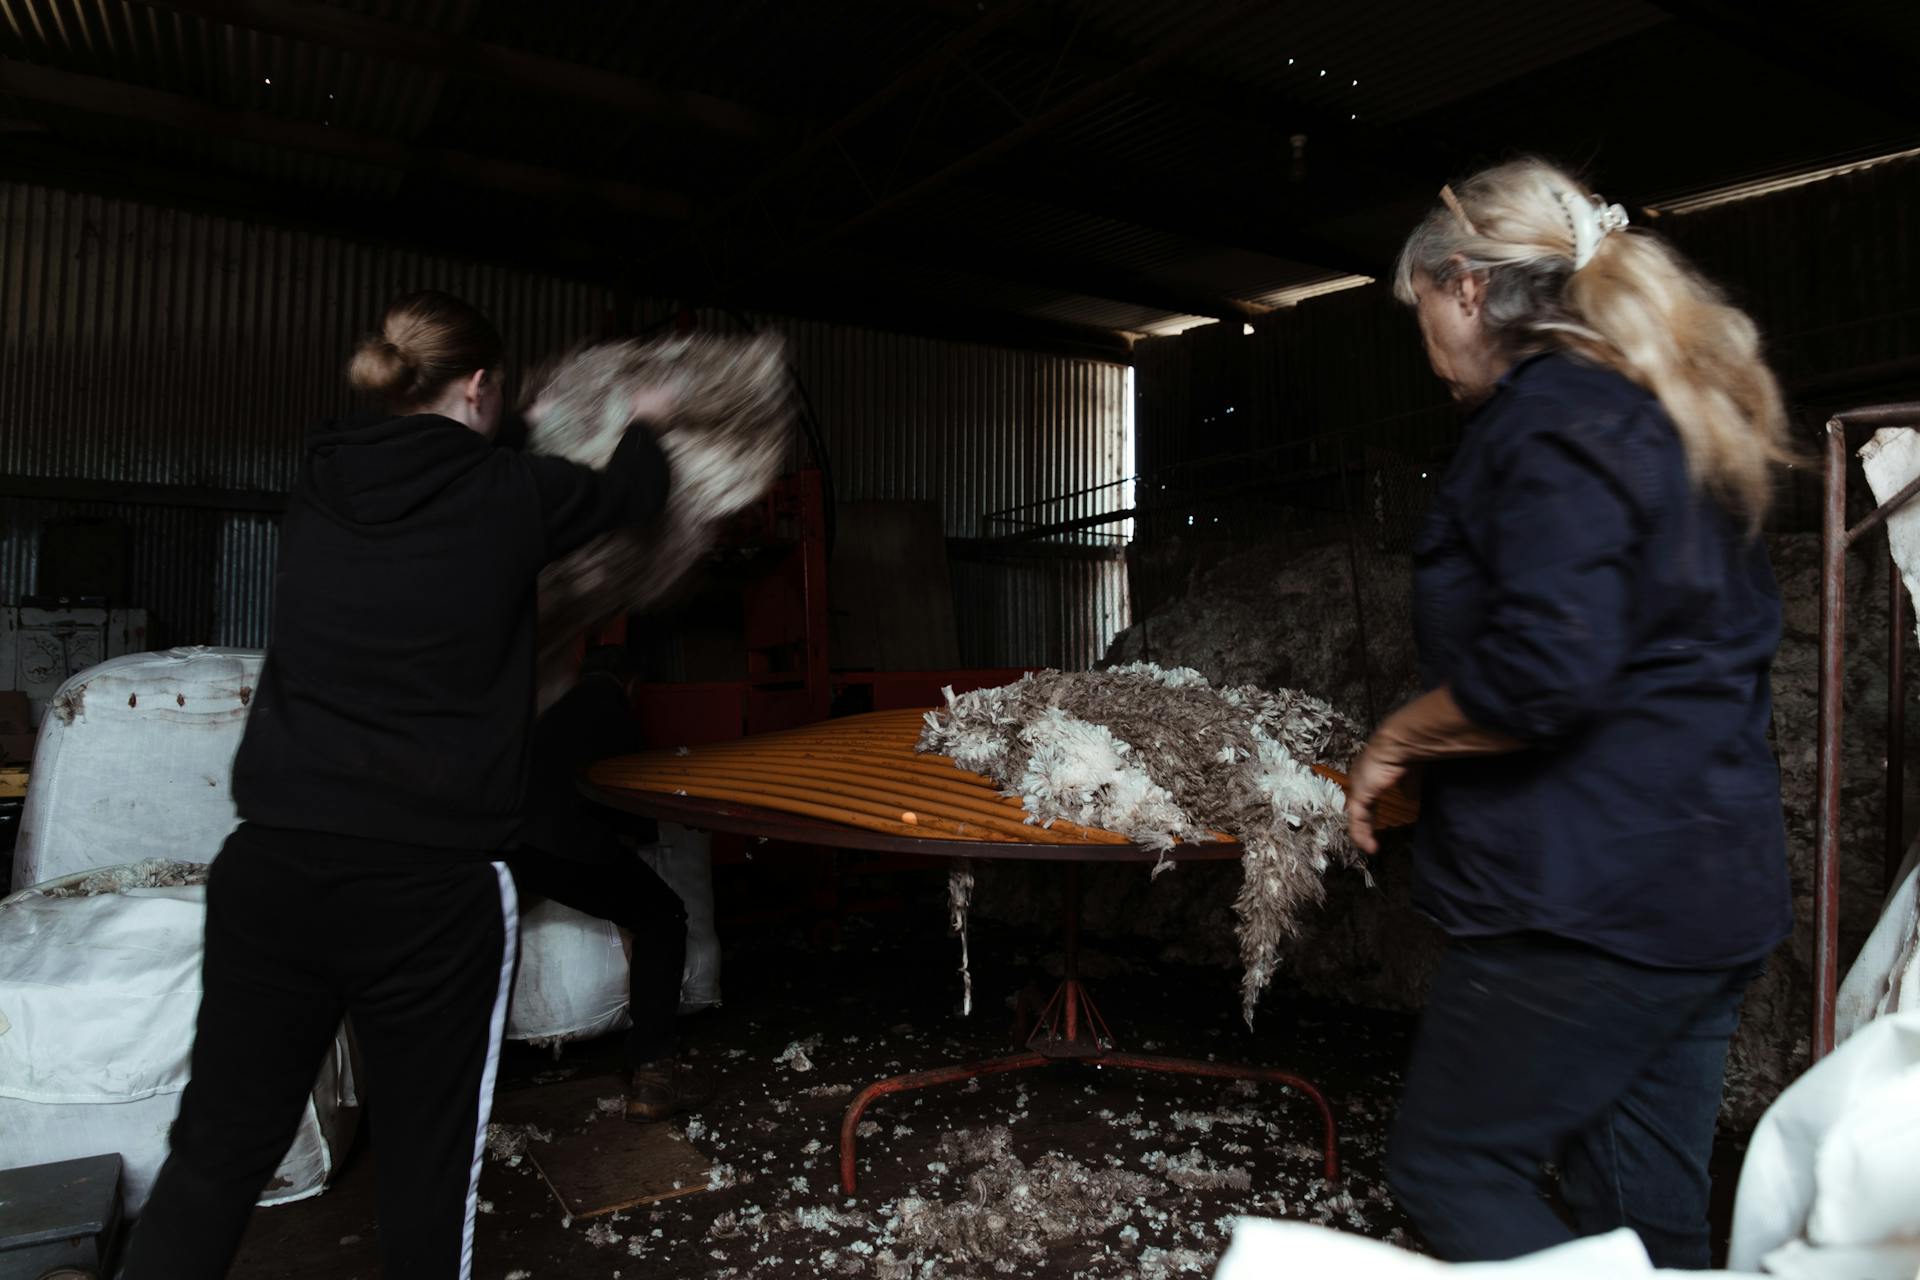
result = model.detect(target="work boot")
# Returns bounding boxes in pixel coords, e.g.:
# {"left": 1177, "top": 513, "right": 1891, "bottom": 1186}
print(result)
{"left": 625, "top": 1058, "right": 714, "bottom": 1124}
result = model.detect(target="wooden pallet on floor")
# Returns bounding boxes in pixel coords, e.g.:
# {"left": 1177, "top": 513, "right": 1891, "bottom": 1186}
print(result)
{"left": 490, "top": 1074, "right": 714, "bottom": 1219}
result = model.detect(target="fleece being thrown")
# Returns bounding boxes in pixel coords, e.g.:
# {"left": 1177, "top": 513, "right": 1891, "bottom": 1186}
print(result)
{"left": 919, "top": 664, "right": 1367, "bottom": 1023}
{"left": 522, "top": 332, "right": 794, "bottom": 709}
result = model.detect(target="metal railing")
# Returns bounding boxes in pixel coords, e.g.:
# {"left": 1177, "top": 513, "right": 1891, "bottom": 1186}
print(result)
{"left": 1815, "top": 401, "right": 1920, "bottom": 1063}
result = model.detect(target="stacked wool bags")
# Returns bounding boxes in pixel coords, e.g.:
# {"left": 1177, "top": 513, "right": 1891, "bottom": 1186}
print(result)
{"left": 920, "top": 664, "right": 1366, "bottom": 1022}
{"left": 0, "top": 651, "right": 356, "bottom": 1212}
{"left": 10, "top": 648, "right": 262, "bottom": 893}
{"left": 0, "top": 863, "right": 358, "bottom": 1214}
{"left": 0, "top": 647, "right": 654, "bottom": 1209}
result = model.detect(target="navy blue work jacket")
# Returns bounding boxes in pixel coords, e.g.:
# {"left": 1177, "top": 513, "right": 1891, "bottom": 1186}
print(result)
{"left": 1410, "top": 352, "right": 1792, "bottom": 969}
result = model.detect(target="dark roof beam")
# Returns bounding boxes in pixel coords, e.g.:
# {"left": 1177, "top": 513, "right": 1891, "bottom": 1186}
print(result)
{"left": 792, "top": 0, "right": 1267, "bottom": 258}
{"left": 903, "top": 0, "right": 1452, "bottom": 188}
{"left": 0, "top": 58, "right": 692, "bottom": 221}
{"left": 963, "top": 152, "right": 1382, "bottom": 278}
{"left": 854, "top": 237, "right": 1265, "bottom": 322}
{"left": 708, "top": 0, "right": 1046, "bottom": 226}
{"left": 1644, "top": 1, "right": 1920, "bottom": 123}
{"left": 746, "top": 287, "right": 1132, "bottom": 365}
{"left": 123, "top": 0, "right": 781, "bottom": 142}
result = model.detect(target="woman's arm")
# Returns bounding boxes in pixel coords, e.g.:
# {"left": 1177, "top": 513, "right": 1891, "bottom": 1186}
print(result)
{"left": 1349, "top": 409, "right": 1657, "bottom": 852}
{"left": 523, "top": 420, "right": 673, "bottom": 563}
{"left": 1346, "top": 687, "right": 1524, "bottom": 854}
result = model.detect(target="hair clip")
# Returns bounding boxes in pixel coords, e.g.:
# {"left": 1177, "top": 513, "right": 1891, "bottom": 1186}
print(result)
{"left": 1439, "top": 184, "right": 1479, "bottom": 237}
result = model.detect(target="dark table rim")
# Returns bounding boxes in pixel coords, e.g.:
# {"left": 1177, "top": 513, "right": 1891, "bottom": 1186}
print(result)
{"left": 582, "top": 784, "right": 1243, "bottom": 863}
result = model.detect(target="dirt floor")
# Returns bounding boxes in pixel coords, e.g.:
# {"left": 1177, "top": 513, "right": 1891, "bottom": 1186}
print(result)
{"left": 220, "top": 863, "right": 1746, "bottom": 1279}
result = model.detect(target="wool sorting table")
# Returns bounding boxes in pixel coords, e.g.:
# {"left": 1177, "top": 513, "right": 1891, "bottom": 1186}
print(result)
{"left": 585, "top": 710, "right": 1344, "bottom": 1194}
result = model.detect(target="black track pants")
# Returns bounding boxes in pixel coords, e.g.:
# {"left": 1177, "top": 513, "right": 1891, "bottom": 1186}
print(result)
{"left": 122, "top": 823, "right": 518, "bottom": 1280}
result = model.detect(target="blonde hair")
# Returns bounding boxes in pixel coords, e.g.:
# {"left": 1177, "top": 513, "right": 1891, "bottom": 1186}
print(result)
{"left": 348, "top": 290, "right": 505, "bottom": 411}
{"left": 1394, "top": 158, "right": 1794, "bottom": 528}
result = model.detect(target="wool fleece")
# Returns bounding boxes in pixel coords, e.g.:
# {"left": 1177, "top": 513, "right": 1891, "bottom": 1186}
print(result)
{"left": 920, "top": 664, "right": 1365, "bottom": 1022}
{"left": 523, "top": 332, "right": 795, "bottom": 708}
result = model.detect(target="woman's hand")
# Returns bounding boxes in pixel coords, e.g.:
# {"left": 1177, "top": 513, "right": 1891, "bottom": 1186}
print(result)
{"left": 630, "top": 385, "right": 676, "bottom": 429}
{"left": 1344, "top": 685, "right": 1525, "bottom": 853}
{"left": 1346, "top": 738, "right": 1412, "bottom": 856}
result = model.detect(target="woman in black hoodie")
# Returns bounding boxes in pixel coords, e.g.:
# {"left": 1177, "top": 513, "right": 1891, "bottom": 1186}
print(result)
{"left": 124, "top": 292, "right": 670, "bottom": 1280}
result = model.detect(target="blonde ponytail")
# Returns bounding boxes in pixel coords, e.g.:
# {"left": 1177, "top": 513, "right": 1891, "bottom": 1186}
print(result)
{"left": 1394, "top": 158, "right": 1794, "bottom": 529}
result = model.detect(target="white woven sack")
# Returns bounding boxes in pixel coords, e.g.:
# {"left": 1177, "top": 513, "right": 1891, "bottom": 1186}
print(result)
{"left": 1836, "top": 841, "right": 1920, "bottom": 1045}
{"left": 12, "top": 647, "right": 262, "bottom": 891}
{"left": 0, "top": 874, "right": 357, "bottom": 1214}
{"left": 1731, "top": 1012, "right": 1920, "bottom": 1272}
{"left": 507, "top": 897, "right": 632, "bottom": 1043}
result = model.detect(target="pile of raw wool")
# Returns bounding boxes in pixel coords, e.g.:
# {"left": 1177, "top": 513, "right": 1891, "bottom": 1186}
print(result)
{"left": 919, "top": 663, "right": 1366, "bottom": 1022}
{"left": 523, "top": 332, "right": 794, "bottom": 709}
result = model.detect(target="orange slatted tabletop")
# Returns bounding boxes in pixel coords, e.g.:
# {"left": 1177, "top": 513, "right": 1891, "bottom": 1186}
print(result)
{"left": 587, "top": 710, "right": 1417, "bottom": 1193}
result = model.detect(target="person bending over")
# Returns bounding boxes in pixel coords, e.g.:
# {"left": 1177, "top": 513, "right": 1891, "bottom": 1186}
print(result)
{"left": 509, "top": 643, "right": 711, "bottom": 1122}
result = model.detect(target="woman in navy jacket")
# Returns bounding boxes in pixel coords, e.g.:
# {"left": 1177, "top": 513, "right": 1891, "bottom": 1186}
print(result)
{"left": 1344, "top": 159, "right": 1796, "bottom": 1269}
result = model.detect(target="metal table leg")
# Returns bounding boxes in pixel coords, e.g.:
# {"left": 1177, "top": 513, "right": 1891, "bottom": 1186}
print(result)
{"left": 838, "top": 863, "right": 1341, "bottom": 1192}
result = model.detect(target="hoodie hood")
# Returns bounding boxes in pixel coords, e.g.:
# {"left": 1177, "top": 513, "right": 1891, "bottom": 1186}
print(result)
{"left": 305, "top": 412, "right": 495, "bottom": 524}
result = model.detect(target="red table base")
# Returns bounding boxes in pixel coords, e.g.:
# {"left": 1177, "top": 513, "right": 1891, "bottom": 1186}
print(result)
{"left": 838, "top": 866, "right": 1341, "bottom": 1193}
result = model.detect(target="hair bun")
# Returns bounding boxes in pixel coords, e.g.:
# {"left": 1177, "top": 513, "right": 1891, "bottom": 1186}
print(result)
{"left": 348, "top": 332, "right": 419, "bottom": 399}
{"left": 346, "top": 290, "right": 505, "bottom": 409}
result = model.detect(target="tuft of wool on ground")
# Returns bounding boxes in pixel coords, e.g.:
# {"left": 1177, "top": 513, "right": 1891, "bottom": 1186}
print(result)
{"left": 919, "top": 664, "right": 1366, "bottom": 1022}
{"left": 889, "top": 1126, "right": 1162, "bottom": 1266}
{"left": 481, "top": 946, "right": 1415, "bottom": 1278}
{"left": 523, "top": 332, "right": 794, "bottom": 709}
{"left": 484, "top": 1122, "right": 554, "bottom": 1168}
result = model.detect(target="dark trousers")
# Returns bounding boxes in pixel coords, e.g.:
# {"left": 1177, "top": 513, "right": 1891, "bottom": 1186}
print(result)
{"left": 122, "top": 825, "right": 517, "bottom": 1280}
{"left": 506, "top": 845, "right": 686, "bottom": 1066}
{"left": 1386, "top": 934, "right": 1759, "bottom": 1269}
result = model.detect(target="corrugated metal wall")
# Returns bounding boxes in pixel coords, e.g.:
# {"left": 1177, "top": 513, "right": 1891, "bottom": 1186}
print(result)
{"left": 773, "top": 321, "right": 1130, "bottom": 669}
{"left": 631, "top": 301, "right": 1132, "bottom": 543}
{"left": 1135, "top": 154, "right": 1920, "bottom": 492}
{"left": 1, "top": 181, "right": 1130, "bottom": 668}
{"left": 0, "top": 181, "right": 607, "bottom": 647}
{"left": 1673, "top": 157, "right": 1920, "bottom": 390}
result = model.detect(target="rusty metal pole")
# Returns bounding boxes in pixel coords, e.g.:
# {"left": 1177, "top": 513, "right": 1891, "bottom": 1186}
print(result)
{"left": 1814, "top": 420, "right": 1847, "bottom": 1064}
{"left": 1891, "top": 548, "right": 1908, "bottom": 894}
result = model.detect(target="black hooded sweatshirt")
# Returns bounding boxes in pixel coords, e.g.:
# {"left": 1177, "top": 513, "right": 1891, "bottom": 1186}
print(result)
{"left": 231, "top": 412, "right": 669, "bottom": 853}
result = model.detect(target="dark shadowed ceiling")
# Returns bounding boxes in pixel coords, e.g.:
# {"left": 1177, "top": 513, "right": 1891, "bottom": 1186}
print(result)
{"left": 2, "top": 0, "right": 1914, "bottom": 358}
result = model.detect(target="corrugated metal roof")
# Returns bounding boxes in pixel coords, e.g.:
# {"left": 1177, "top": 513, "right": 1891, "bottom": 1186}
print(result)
{"left": 0, "top": 0, "right": 1907, "bottom": 348}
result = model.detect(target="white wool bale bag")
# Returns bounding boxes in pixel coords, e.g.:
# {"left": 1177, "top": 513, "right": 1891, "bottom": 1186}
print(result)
{"left": 12, "top": 647, "right": 263, "bottom": 891}
{"left": 1836, "top": 838, "right": 1920, "bottom": 1045}
{"left": 640, "top": 822, "right": 721, "bottom": 1012}
{"left": 507, "top": 898, "right": 632, "bottom": 1044}
{"left": 1730, "top": 1012, "right": 1920, "bottom": 1272}
{"left": 0, "top": 870, "right": 358, "bottom": 1214}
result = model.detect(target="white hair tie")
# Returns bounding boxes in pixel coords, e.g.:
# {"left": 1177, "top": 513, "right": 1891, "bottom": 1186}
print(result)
{"left": 1559, "top": 191, "right": 1630, "bottom": 269}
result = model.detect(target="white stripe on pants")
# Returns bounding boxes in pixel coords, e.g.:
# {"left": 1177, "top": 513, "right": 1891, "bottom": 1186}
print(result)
{"left": 461, "top": 861, "right": 520, "bottom": 1280}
